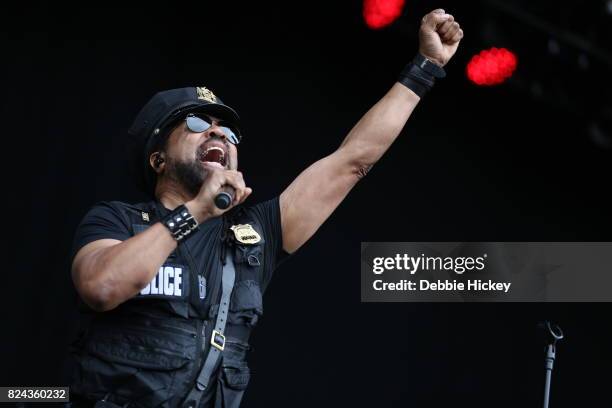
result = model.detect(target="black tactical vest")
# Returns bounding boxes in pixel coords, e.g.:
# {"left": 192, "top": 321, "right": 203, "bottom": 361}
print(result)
{"left": 70, "top": 200, "right": 266, "bottom": 408}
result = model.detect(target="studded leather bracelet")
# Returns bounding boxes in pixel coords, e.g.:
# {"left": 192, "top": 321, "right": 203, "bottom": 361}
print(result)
{"left": 162, "top": 205, "right": 199, "bottom": 242}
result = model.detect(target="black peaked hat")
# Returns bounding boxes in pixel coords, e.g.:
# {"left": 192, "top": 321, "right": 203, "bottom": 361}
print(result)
{"left": 128, "top": 86, "right": 241, "bottom": 194}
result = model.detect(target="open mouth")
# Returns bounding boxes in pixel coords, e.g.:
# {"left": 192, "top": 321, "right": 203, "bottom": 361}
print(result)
{"left": 199, "top": 145, "right": 227, "bottom": 168}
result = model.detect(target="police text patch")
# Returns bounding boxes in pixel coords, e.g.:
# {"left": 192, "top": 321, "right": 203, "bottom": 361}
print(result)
{"left": 138, "top": 264, "right": 188, "bottom": 299}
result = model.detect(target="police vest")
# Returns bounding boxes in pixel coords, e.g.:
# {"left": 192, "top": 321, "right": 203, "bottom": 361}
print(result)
{"left": 70, "top": 200, "right": 266, "bottom": 408}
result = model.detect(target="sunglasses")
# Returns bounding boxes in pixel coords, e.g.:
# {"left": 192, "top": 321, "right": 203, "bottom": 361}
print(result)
{"left": 185, "top": 113, "right": 242, "bottom": 145}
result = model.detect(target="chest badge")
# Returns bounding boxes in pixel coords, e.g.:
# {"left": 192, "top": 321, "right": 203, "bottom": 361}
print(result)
{"left": 142, "top": 212, "right": 150, "bottom": 222}
{"left": 230, "top": 224, "right": 261, "bottom": 244}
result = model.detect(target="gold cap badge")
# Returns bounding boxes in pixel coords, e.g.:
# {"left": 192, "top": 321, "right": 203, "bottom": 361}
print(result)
{"left": 230, "top": 224, "right": 261, "bottom": 244}
{"left": 196, "top": 86, "right": 218, "bottom": 103}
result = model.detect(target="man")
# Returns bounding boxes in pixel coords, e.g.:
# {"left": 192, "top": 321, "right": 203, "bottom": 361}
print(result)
{"left": 69, "top": 9, "right": 463, "bottom": 408}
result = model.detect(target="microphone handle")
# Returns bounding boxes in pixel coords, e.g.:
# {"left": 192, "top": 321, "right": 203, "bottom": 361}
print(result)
{"left": 214, "top": 186, "right": 235, "bottom": 209}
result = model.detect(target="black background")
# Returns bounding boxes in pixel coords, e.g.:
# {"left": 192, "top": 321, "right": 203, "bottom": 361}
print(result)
{"left": 3, "top": 1, "right": 612, "bottom": 407}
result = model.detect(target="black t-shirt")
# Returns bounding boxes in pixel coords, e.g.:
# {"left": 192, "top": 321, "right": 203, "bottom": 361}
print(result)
{"left": 71, "top": 197, "right": 287, "bottom": 318}
{"left": 70, "top": 198, "right": 288, "bottom": 406}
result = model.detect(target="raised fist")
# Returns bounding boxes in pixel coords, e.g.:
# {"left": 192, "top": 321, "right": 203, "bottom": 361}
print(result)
{"left": 418, "top": 9, "right": 464, "bottom": 67}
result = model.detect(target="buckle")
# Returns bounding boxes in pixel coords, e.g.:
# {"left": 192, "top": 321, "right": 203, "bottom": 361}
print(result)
{"left": 211, "top": 330, "right": 226, "bottom": 351}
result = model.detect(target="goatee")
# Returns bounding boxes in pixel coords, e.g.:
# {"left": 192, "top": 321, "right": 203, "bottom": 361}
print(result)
{"left": 168, "top": 158, "right": 206, "bottom": 196}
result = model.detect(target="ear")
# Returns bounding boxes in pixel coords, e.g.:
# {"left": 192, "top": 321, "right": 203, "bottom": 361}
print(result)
{"left": 149, "top": 152, "right": 165, "bottom": 174}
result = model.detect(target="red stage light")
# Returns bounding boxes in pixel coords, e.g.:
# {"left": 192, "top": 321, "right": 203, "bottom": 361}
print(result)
{"left": 363, "top": 0, "right": 405, "bottom": 30}
{"left": 466, "top": 47, "right": 518, "bottom": 86}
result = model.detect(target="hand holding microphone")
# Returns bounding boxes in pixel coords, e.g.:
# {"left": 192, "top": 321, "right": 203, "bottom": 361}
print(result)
{"left": 186, "top": 165, "right": 252, "bottom": 223}
{"left": 214, "top": 186, "right": 235, "bottom": 210}
{"left": 212, "top": 178, "right": 251, "bottom": 211}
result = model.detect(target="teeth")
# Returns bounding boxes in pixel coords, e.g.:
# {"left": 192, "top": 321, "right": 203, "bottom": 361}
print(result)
{"left": 201, "top": 145, "right": 226, "bottom": 166}
{"left": 204, "top": 146, "right": 225, "bottom": 156}
{"left": 203, "top": 161, "right": 224, "bottom": 168}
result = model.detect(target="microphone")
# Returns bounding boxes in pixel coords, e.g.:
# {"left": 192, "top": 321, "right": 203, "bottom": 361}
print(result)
{"left": 214, "top": 186, "right": 235, "bottom": 209}
{"left": 537, "top": 321, "right": 564, "bottom": 345}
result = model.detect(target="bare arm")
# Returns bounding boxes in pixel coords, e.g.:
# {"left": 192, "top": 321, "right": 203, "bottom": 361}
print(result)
{"left": 71, "top": 223, "right": 178, "bottom": 311}
{"left": 280, "top": 9, "right": 463, "bottom": 253}
{"left": 280, "top": 83, "right": 420, "bottom": 253}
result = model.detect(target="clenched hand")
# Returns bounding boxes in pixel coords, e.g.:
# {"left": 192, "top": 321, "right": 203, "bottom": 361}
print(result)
{"left": 418, "top": 9, "right": 464, "bottom": 67}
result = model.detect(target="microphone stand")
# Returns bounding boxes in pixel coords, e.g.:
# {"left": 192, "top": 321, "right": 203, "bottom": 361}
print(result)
{"left": 541, "top": 321, "right": 564, "bottom": 408}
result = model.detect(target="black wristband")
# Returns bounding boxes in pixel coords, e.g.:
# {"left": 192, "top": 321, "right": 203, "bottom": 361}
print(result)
{"left": 162, "top": 205, "right": 199, "bottom": 242}
{"left": 397, "top": 54, "right": 446, "bottom": 97}
{"left": 397, "top": 75, "right": 430, "bottom": 98}
{"left": 412, "top": 53, "right": 446, "bottom": 78}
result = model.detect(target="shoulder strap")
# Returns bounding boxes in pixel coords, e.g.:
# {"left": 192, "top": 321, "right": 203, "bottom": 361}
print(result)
{"left": 182, "top": 251, "right": 237, "bottom": 407}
